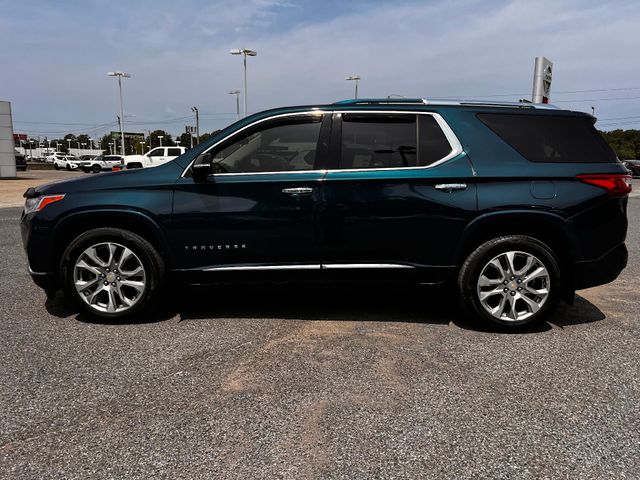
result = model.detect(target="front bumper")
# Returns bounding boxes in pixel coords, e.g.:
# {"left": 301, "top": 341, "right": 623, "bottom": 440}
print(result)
{"left": 573, "top": 243, "right": 628, "bottom": 290}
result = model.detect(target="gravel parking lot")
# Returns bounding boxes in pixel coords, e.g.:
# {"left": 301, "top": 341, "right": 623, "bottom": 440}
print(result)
{"left": 0, "top": 181, "right": 639, "bottom": 479}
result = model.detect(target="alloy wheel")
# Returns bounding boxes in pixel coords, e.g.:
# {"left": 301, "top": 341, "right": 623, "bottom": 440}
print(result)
{"left": 476, "top": 250, "right": 550, "bottom": 322}
{"left": 73, "top": 242, "right": 146, "bottom": 313}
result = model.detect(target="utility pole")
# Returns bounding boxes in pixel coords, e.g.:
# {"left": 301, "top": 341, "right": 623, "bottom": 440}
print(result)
{"left": 191, "top": 106, "right": 200, "bottom": 145}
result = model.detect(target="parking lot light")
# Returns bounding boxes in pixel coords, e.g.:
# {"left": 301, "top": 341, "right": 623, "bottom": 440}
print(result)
{"left": 346, "top": 75, "right": 361, "bottom": 99}
{"left": 157, "top": 135, "right": 164, "bottom": 147}
{"left": 230, "top": 48, "right": 257, "bottom": 117}
{"left": 229, "top": 90, "right": 241, "bottom": 120}
{"left": 107, "top": 71, "right": 131, "bottom": 156}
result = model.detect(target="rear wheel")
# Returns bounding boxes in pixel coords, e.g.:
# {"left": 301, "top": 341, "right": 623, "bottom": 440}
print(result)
{"left": 458, "top": 236, "right": 561, "bottom": 329}
{"left": 60, "top": 228, "right": 165, "bottom": 320}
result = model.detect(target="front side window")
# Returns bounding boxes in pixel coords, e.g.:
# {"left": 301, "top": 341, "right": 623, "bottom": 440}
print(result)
{"left": 148, "top": 148, "right": 165, "bottom": 157}
{"left": 207, "top": 116, "right": 322, "bottom": 174}
{"left": 340, "top": 114, "right": 452, "bottom": 169}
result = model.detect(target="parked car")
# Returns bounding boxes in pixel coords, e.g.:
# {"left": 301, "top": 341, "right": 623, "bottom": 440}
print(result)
{"left": 45, "top": 152, "right": 66, "bottom": 164}
{"left": 122, "top": 146, "right": 186, "bottom": 169}
{"left": 15, "top": 150, "right": 27, "bottom": 171}
{"left": 623, "top": 160, "right": 640, "bottom": 178}
{"left": 21, "top": 99, "right": 631, "bottom": 329}
{"left": 80, "top": 155, "right": 123, "bottom": 173}
{"left": 54, "top": 155, "right": 80, "bottom": 170}
{"left": 66, "top": 155, "right": 95, "bottom": 171}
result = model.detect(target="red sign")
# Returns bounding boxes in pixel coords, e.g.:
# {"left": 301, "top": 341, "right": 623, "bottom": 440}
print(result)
{"left": 13, "top": 133, "right": 28, "bottom": 141}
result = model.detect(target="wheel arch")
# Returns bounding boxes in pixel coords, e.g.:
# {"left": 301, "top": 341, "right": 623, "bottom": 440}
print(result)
{"left": 53, "top": 209, "right": 172, "bottom": 273}
{"left": 457, "top": 211, "right": 576, "bottom": 298}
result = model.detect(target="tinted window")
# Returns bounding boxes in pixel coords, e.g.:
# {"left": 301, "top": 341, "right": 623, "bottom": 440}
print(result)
{"left": 148, "top": 148, "right": 165, "bottom": 157}
{"left": 167, "top": 148, "right": 182, "bottom": 156}
{"left": 341, "top": 114, "right": 452, "bottom": 169}
{"left": 478, "top": 113, "right": 617, "bottom": 163}
{"left": 209, "top": 116, "right": 321, "bottom": 173}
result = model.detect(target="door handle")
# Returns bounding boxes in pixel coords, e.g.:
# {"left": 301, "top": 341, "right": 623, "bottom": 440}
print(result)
{"left": 282, "top": 187, "right": 314, "bottom": 195}
{"left": 435, "top": 183, "right": 467, "bottom": 192}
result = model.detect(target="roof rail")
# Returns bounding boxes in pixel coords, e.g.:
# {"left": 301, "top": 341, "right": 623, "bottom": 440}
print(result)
{"left": 334, "top": 98, "right": 558, "bottom": 109}
{"left": 333, "top": 98, "right": 428, "bottom": 105}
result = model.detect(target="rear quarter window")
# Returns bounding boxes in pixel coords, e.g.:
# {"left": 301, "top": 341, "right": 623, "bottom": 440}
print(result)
{"left": 477, "top": 113, "right": 617, "bottom": 163}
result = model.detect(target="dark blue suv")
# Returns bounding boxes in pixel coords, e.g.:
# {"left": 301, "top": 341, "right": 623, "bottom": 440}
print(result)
{"left": 21, "top": 99, "right": 631, "bottom": 329}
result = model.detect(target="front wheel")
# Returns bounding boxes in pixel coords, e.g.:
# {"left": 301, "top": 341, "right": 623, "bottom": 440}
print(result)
{"left": 92, "top": 164, "right": 101, "bottom": 173}
{"left": 60, "top": 228, "right": 165, "bottom": 320}
{"left": 458, "top": 235, "right": 561, "bottom": 329}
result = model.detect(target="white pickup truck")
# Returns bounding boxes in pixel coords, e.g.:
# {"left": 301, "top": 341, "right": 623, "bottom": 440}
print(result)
{"left": 122, "top": 146, "right": 186, "bottom": 169}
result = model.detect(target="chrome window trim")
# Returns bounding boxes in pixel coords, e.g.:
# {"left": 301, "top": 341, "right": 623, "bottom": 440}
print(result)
{"left": 180, "top": 110, "right": 464, "bottom": 178}
{"left": 329, "top": 110, "right": 463, "bottom": 172}
{"left": 180, "top": 110, "right": 326, "bottom": 178}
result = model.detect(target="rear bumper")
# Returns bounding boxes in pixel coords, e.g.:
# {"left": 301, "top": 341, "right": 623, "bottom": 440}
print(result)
{"left": 573, "top": 243, "right": 628, "bottom": 290}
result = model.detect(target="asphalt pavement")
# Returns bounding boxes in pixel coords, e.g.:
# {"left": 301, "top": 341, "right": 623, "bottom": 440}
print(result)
{"left": 0, "top": 199, "right": 639, "bottom": 479}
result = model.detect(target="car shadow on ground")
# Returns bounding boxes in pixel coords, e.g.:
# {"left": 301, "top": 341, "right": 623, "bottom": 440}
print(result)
{"left": 45, "top": 284, "right": 606, "bottom": 334}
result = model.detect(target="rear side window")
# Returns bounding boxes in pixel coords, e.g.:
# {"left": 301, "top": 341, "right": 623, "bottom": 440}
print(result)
{"left": 478, "top": 113, "right": 616, "bottom": 163}
{"left": 340, "top": 114, "right": 452, "bottom": 169}
{"left": 167, "top": 148, "right": 182, "bottom": 156}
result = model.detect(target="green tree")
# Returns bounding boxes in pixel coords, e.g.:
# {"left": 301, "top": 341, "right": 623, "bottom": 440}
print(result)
{"left": 600, "top": 129, "right": 640, "bottom": 160}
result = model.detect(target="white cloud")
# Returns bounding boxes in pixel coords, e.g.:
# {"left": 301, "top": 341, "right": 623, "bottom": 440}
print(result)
{"left": 4, "top": 0, "right": 640, "bottom": 137}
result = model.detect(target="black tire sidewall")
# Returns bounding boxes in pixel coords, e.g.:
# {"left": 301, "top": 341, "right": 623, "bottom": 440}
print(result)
{"left": 92, "top": 165, "right": 101, "bottom": 173}
{"left": 60, "top": 228, "right": 164, "bottom": 320}
{"left": 459, "top": 236, "right": 561, "bottom": 328}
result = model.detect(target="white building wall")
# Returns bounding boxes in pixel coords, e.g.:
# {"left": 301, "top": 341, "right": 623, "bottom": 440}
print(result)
{"left": 0, "top": 101, "right": 16, "bottom": 178}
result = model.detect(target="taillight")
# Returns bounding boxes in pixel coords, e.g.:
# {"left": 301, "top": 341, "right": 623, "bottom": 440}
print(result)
{"left": 576, "top": 174, "right": 632, "bottom": 196}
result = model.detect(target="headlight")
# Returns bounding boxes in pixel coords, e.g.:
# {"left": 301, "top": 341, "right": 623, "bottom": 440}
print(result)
{"left": 24, "top": 194, "right": 66, "bottom": 214}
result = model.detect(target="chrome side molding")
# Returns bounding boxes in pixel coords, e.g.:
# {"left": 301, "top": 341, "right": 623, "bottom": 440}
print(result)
{"left": 202, "top": 263, "right": 415, "bottom": 272}
{"left": 435, "top": 183, "right": 467, "bottom": 191}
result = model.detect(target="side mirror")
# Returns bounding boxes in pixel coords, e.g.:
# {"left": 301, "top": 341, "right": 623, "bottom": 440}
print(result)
{"left": 191, "top": 162, "right": 213, "bottom": 182}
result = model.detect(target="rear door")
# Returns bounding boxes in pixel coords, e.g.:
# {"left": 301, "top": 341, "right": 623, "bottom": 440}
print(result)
{"left": 321, "top": 111, "right": 476, "bottom": 279}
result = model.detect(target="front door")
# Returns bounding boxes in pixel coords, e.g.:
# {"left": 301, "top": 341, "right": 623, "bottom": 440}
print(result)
{"left": 172, "top": 112, "right": 330, "bottom": 272}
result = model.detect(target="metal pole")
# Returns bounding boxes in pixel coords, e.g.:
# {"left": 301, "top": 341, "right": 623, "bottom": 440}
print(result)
{"left": 243, "top": 52, "right": 248, "bottom": 117}
{"left": 355, "top": 79, "right": 358, "bottom": 99}
{"left": 236, "top": 94, "right": 240, "bottom": 119}
{"left": 193, "top": 107, "right": 200, "bottom": 145}
{"left": 118, "top": 75, "right": 126, "bottom": 155}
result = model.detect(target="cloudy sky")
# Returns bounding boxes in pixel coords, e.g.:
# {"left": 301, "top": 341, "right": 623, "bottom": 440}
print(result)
{"left": 2, "top": 0, "right": 640, "bottom": 139}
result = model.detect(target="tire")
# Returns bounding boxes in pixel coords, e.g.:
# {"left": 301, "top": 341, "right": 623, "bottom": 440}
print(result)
{"left": 54, "top": 164, "right": 60, "bottom": 170}
{"left": 60, "top": 228, "right": 165, "bottom": 321}
{"left": 458, "top": 235, "right": 561, "bottom": 329}
{"left": 92, "top": 164, "right": 101, "bottom": 173}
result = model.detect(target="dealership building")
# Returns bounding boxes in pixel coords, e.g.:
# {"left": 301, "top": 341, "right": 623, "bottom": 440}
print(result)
{"left": 0, "top": 101, "right": 16, "bottom": 178}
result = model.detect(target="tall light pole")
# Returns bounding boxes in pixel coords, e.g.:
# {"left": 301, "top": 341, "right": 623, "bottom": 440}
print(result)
{"left": 158, "top": 135, "right": 164, "bottom": 147}
{"left": 138, "top": 141, "right": 145, "bottom": 154}
{"left": 107, "top": 71, "right": 131, "bottom": 156}
{"left": 346, "top": 75, "right": 361, "bottom": 99}
{"left": 108, "top": 142, "right": 114, "bottom": 155}
{"left": 191, "top": 106, "right": 200, "bottom": 145}
{"left": 229, "top": 90, "right": 241, "bottom": 120}
{"left": 88, "top": 138, "right": 93, "bottom": 155}
{"left": 230, "top": 48, "right": 257, "bottom": 117}
{"left": 67, "top": 138, "right": 72, "bottom": 154}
